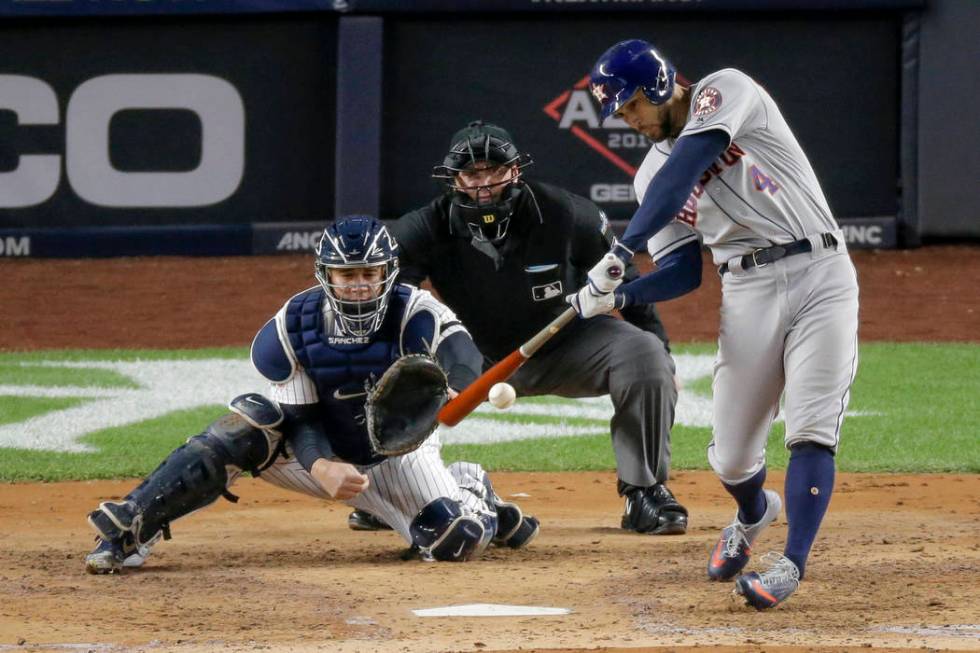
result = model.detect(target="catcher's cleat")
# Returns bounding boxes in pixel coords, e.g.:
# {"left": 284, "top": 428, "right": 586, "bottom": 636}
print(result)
{"left": 500, "top": 513, "right": 540, "bottom": 549}
{"left": 84, "top": 530, "right": 160, "bottom": 575}
{"left": 734, "top": 552, "right": 800, "bottom": 610}
{"left": 121, "top": 531, "right": 160, "bottom": 568}
{"left": 347, "top": 510, "right": 393, "bottom": 531}
{"left": 85, "top": 538, "right": 129, "bottom": 575}
{"left": 620, "top": 483, "right": 689, "bottom": 535}
{"left": 482, "top": 475, "right": 539, "bottom": 549}
{"left": 708, "top": 488, "right": 782, "bottom": 581}
{"left": 494, "top": 501, "right": 540, "bottom": 549}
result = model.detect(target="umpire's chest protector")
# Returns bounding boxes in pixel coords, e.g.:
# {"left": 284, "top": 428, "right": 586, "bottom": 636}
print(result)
{"left": 430, "top": 184, "right": 576, "bottom": 359}
{"left": 281, "top": 287, "right": 425, "bottom": 463}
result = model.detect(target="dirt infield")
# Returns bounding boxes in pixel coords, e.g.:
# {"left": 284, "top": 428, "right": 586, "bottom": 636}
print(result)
{"left": 1, "top": 246, "right": 978, "bottom": 652}
{"left": 2, "top": 472, "right": 979, "bottom": 652}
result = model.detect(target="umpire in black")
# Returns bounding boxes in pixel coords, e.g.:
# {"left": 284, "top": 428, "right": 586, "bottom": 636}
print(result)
{"left": 357, "top": 120, "right": 685, "bottom": 536}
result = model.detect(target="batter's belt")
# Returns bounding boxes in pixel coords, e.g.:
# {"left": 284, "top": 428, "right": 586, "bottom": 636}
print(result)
{"left": 718, "top": 232, "right": 839, "bottom": 276}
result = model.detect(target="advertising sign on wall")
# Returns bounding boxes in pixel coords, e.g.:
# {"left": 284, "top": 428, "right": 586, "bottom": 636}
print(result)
{"left": 381, "top": 15, "right": 900, "bottom": 223}
{"left": 0, "top": 16, "right": 338, "bottom": 229}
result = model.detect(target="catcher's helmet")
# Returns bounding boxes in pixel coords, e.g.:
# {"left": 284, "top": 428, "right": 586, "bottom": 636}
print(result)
{"left": 432, "top": 120, "right": 533, "bottom": 243}
{"left": 590, "top": 39, "right": 676, "bottom": 120}
{"left": 314, "top": 216, "right": 399, "bottom": 338}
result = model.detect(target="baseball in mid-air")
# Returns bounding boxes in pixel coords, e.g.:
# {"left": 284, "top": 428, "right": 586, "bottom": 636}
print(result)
{"left": 488, "top": 382, "right": 517, "bottom": 410}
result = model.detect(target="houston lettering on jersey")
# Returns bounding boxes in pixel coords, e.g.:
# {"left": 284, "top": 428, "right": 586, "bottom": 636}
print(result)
{"left": 675, "top": 142, "right": 746, "bottom": 227}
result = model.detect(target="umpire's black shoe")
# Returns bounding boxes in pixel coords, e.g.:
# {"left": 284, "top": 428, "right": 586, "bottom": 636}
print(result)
{"left": 347, "top": 510, "right": 393, "bottom": 531}
{"left": 620, "top": 482, "right": 689, "bottom": 535}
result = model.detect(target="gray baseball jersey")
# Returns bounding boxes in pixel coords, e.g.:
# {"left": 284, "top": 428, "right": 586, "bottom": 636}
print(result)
{"left": 638, "top": 68, "right": 859, "bottom": 483}
{"left": 639, "top": 69, "right": 840, "bottom": 265}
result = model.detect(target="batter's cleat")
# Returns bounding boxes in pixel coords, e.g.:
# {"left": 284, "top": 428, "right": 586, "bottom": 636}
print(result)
{"left": 347, "top": 510, "right": 393, "bottom": 531}
{"left": 707, "top": 488, "right": 782, "bottom": 581}
{"left": 620, "top": 483, "right": 689, "bottom": 535}
{"left": 734, "top": 552, "right": 800, "bottom": 610}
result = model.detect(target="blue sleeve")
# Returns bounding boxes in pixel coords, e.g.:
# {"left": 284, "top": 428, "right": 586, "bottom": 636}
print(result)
{"left": 619, "top": 129, "right": 730, "bottom": 255}
{"left": 435, "top": 331, "right": 483, "bottom": 391}
{"left": 617, "top": 240, "right": 703, "bottom": 306}
{"left": 250, "top": 319, "right": 293, "bottom": 383}
{"left": 280, "top": 403, "right": 333, "bottom": 472}
{"left": 401, "top": 309, "right": 437, "bottom": 356}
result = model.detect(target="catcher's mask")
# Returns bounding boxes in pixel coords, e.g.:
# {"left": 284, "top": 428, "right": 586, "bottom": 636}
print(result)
{"left": 432, "top": 120, "right": 533, "bottom": 244}
{"left": 314, "top": 216, "right": 399, "bottom": 339}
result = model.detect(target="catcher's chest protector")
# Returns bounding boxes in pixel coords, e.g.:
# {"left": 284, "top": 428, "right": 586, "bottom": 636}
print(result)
{"left": 282, "top": 286, "right": 429, "bottom": 465}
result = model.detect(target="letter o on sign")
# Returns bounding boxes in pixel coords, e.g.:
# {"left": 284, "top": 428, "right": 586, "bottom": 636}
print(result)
{"left": 66, "top": 74, "right": 245, "bottom": 207}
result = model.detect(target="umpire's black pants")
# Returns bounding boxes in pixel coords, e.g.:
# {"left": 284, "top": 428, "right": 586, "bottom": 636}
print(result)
{"left": 507, "top": 315, "right": 677, "bottom": 488}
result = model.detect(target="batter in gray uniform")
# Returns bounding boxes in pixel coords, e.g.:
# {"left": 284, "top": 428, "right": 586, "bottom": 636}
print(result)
{"left": 573, "top": 40, "right": 859, "bottom": 609}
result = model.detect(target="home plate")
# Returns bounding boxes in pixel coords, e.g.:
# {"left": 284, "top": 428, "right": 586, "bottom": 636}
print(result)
{"left": 413, "top": 603, "right": 571, "bottom": 617}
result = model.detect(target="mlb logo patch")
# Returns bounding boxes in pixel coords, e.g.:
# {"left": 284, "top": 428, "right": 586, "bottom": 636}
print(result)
{"left": 532, "top": 281, "right": 563, "bottom": 301}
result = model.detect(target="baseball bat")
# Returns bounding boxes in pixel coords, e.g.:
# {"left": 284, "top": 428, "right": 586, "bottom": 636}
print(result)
{"left": 437, "top": 306, "right": 578, "bottom": 426}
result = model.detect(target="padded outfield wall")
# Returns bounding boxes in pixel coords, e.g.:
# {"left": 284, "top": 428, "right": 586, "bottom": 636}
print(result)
{"left": 2, "top": 0, "right": 973, "bottom": 258}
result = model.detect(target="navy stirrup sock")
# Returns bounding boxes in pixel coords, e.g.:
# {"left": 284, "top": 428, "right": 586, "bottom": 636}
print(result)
{"left": 783, "top": 443, "right": 836, "bottom": 579}
{"left": 722, "top": 467, "right": 768, "bottom": 525}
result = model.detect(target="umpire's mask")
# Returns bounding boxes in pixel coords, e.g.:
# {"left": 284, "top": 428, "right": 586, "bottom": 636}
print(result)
{"left": 432, "top": 121, "right": 533, "bottom": 244}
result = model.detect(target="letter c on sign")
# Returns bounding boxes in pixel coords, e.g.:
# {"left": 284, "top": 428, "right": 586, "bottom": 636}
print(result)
{"left": 66, "top": 74, "right": 245, "bottom": 207}
{"left": 0, "top": 75, "right": 60, "bottom": 208}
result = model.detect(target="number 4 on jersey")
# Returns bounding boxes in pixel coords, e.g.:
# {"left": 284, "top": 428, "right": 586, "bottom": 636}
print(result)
{"left": 750, "top": 165, "right": 780, "bottom": 195}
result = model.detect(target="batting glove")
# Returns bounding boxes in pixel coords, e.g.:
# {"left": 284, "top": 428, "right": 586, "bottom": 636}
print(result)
{"left": 567, "top": 281, "right": 625, "bottom": 318}
{"left": 588, "top": 251, "right": 628, "bottom": 293}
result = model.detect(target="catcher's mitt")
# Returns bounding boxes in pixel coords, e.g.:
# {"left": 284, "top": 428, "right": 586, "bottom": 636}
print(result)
{"left": 365, "top": 354, "right": 449, "bottom": 457}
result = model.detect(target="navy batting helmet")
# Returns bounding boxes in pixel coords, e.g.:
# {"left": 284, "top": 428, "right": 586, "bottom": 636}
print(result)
{"left": 590, "top": 39, "right": 676, "bottom": 120}
{"left": 315, "top": 216, "right": 399, "bottom": 338}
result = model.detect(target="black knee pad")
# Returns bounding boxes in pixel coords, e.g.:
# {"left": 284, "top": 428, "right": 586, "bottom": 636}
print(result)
{"left": 205, "top": 408, "right": 277, "bottom": 473}
{"left": 410, "top": 497, "right": 487, "bottom": 562}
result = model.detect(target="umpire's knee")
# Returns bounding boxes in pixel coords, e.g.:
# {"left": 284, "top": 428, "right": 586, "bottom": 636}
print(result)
{"left": 610, "top": 332, "right": 673, "bottom": 391}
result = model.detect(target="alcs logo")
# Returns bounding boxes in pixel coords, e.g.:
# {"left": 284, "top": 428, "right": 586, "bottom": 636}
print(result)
{"left": 0, "top": 74, "right": 245, "bottom": 209}
{"left": 543, "top": 74, "right": 654, "bottom": 177}
{"left": 543, "top": 74, "right": 654, "bottom": 203}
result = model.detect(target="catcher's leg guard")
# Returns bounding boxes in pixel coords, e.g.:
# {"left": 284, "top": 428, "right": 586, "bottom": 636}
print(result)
{"left": 88, "top": 406, "right": 277, "bottom": 549}
{"left": 410, "top": 497, "right": 491, "bottom": 562}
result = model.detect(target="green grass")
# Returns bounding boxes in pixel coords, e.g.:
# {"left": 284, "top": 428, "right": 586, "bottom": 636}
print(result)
{"left": 0, "top": 363, "right": 139, "bottom": 388}
{"left": 0, "top": 347, "right": 245, "bottom": 363}
{"left": 0, "top": 405, "right": 226, "bottom": 482}
{"left": 0, "top": 396, "right": 92, "bottom": 426}
{"left": 0, "top": 343, "right": 976, "bottom": 482}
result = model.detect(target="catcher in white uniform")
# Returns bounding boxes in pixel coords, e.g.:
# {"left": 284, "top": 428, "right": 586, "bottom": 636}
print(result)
{"left": 570, "top": 40, "right": 859, "bottom": 609}
{"left": 84, "top": 216, "right": 538, "bottom": 574}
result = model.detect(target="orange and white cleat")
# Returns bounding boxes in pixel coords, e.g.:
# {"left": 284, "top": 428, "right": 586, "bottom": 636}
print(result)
{"left": 707, "top": 489, "right": 781, "bottom": 581}
{"left": 734, "top": 552, "right": 800, "bottom": 610}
